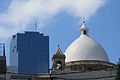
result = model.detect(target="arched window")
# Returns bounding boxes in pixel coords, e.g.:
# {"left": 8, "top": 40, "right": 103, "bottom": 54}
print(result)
{"left": 83, "top": 30, "right": 86, "bottom": 35}
{"left": 56, "top": 61, "right": 62, "bottom": 70}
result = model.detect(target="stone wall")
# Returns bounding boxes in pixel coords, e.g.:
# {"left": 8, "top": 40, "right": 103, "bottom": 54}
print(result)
{"left": 51, "top": 70, "right": 116, "bottom": 80}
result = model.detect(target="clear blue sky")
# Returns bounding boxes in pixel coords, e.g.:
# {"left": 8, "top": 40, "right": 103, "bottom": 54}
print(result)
{"left": 0, "top": 0, "right": 119, "bottom": 65}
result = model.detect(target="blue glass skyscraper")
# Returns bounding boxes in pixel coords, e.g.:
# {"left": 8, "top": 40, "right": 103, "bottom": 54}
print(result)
{"left": 10, "top": 31, "right": 49, "bottom": 74}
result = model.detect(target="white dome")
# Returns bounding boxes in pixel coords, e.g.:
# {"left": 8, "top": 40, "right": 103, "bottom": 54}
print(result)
{"left": 65, "top": 20, "right": 109, "bottom": 63}
{"left": 65, "top": 35, "right": 109, "bottom": 63}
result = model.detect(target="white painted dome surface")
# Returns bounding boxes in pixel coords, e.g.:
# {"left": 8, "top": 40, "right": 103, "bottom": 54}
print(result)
{"left": 65, "top": 35, "right": 109, "bottom": 63}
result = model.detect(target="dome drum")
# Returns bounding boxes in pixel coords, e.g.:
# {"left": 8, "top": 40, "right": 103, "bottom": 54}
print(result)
{"left": 65, "top": 60, "right": 115, "bottom": 71}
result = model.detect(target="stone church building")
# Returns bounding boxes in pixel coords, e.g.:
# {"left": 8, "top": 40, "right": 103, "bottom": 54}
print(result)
{"left": 51, "top": 20, "right": 116, "bottom": 80}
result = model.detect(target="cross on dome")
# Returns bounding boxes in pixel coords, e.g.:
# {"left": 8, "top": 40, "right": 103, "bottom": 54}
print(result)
{"left": 83, "top": 17, "right": 85, "bottom": 23}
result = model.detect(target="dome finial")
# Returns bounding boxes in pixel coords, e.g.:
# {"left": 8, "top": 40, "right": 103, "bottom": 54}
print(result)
{"left": 80, "top": 17, "right": 89, "bottom": 36}
{"left": 81, "top": 17, "right": 87, "bottom": 29}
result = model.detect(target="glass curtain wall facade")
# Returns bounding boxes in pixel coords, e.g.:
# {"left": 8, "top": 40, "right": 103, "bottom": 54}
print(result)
{"left": 10, "top": 32, "right": 49, "bottom": 74}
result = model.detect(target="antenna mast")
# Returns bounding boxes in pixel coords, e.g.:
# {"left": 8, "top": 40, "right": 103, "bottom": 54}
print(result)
{"left": 34, "top": 21, "right": 37, "bottom": 32}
